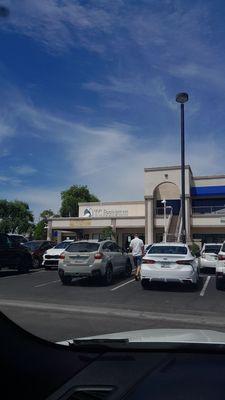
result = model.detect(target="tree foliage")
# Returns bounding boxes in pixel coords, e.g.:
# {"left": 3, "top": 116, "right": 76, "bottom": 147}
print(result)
{"left": 33, "top": 220, "right": 47, "bottom": 240}
{"left": 60, "top": 185, "right": 99, "bottom": 217}
{"left": 40, "top": 209, "right": 54, "bottom": 221}
{"left": 0, "top": 200, "right": 34, "bottom": 234}
{"left": 101, "top": 226, "right": 116, "bottom": 240}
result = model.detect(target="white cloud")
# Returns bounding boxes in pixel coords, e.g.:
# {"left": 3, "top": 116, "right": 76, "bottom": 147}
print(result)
{"left": 6, "top": 187, "right": 61, "bottom": 220}
{"left": 11, "top": 165, "right": 37, "bottom": 176}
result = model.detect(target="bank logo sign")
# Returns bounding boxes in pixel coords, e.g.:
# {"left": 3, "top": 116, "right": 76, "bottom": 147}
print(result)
{"left": 83, "top": 207, "right": 128, "bottom": 218}
{"left": 83, "top": 208, "right": 93, "bottom": 218}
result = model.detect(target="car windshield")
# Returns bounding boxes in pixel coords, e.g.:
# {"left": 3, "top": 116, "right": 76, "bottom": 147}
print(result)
{"left": 23, "top": 242, "right": 42, "bottom": 251}
{"left": 66, "top": 242, "right": 99, "bottom": 253}
{"left": 54, "top": 242, "right": 72, "bottom": 249}
{"left": 2, "top": 1, "right": 225, "bottom": 350}
{"left": 204, "top": 245, "right": 221, "bottom": 254}
{"left": 148, "top": 246, "right": 188, "bottom": 255}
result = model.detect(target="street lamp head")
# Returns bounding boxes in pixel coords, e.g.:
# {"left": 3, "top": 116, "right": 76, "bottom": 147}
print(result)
{"left": 176, "top": 92, "right": 189, "bottom": 104}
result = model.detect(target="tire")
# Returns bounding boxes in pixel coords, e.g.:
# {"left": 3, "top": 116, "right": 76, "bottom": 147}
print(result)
{"left": 141, "top": 279, "right": 150, "bottom": 290}
{"left": 216, "top": 277, "right": 224, "bottom": 291}
{"left": 33, "top": 257, "right": 40, "bottom": 269}
{"left": 124, "top": 259, "right": 132, "bottom": 278}
{"left": 102, "top": 264, "right": 113, "bottom": 286}
{"left": 191, "top": 273, "right": 200, "bottom": 291}
{"left": 17, "top": 255, "right": 31, "bottom": 274}
{"left": 61, "top": 275, "right": 72, "bottom": 285}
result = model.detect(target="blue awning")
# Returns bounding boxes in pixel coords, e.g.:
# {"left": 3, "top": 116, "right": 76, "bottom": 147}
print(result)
{"left": 191, "top": 186, "right": 225, "bottom": 196}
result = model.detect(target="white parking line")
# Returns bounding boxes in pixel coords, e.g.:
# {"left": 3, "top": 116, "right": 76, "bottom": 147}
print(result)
{"left": 34, "top": 280, "right": 60, "bottom": 288}
{"left": 200, "top": 276, "right": 211, "bottom": 297}
{"left": 110, "top": 279, "right": 135, "bottom": 291}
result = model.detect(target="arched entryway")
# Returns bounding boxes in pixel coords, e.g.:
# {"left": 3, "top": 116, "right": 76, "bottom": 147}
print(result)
{"left": 154, "top": 182, "right": 180, "bottom": 215}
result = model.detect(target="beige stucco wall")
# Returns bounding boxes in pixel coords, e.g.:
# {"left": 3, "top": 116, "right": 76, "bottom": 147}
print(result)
{"left": 144, "top": 166, "right": 192, "bottom": 197}
{"left": 78, "top": 201, "right": 145, "bottom": 218}
{"left": 193, "top": 176, "right": 225, "bottom": 187}
{"left": 192, "top": 216, "right": 225, "bottom": 228}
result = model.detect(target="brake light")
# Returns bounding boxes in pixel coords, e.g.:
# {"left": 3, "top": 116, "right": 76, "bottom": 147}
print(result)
{"left": 218, "top": 255, "right": 225, "bottom": 260}
{"left": 142, "top": 259, "right": 155, "bottom": 264}
{"left": 94, "top": 252, "right": 104, "bottom": 259}
{"left": 176, "top": 260, "right": 192, "bottom": 265}
{"left": 59, "top": 253, "right": 65, "bottom": 260}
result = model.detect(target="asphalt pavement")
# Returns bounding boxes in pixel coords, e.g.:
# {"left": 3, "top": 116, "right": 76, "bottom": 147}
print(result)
{"left": 0, "top": 267, "right": 224, "bottom": 342}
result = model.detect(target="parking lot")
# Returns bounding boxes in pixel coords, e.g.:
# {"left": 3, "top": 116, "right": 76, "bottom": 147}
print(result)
{"left": 0, "top": 267, "right": 225, "bottom": 343}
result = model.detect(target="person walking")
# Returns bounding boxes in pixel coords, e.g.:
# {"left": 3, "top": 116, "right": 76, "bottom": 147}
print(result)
{"left": 129, "top": 234, "right": 144, "bottom": 281}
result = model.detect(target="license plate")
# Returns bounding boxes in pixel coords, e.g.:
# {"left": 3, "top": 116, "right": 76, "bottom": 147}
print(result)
{"left": 161, "top": 263, "right": 169, "bottom": 268}
{"left": 69, "top": 256, "right": 88, "bottom": 263}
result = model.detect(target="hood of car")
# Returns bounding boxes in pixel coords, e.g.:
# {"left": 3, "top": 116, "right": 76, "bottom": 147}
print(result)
{"left": 59, "top": 329, "right": 225, "bottom": 345}
{"left": 45, "top": 248, "right": 64, "bottom": 256}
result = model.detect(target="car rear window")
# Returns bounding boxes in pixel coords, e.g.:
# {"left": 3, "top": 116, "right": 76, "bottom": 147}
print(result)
{"left": 148, "top": 246, "right": 187, "bottom": 255}
{"left": 23, "top": 241, "right": 41, "bottom": 251}
{"left": 204, "top": 245, "right": 221, "bottom": 254}
{"left": 221, "top": 243, "right": 225, "bottom": 252}
{"left": 66, "top": 242, "right": 100, "bottom": 253}
{"left": 54, "top": 242, "right": 72, "bottom": 249}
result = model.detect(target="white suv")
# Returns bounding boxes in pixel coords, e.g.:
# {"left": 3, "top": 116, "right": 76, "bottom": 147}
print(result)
{"left": 216, "top": 242, "right": 225, "bottom": 290}
{"left": 199, "top": 243, "right": 222, "bottom": 270}
{"left": 42, "top": 240, "right": 74, "bottom": 269}
{"left": 58, "top": 240, "right": 132, "bottom": 285}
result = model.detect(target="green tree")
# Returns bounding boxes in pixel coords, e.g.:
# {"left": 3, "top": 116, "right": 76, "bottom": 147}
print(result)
{"left": 40, "top": 209, "right": 54, "bottom": 221}
{"left": 33, "top": 220, "right": 47, "bottom": 240}
{"left": 101, "top": 226, "right": 116, "bottom": 240}
{"left": 0, "top": 200, "right": 34, "bottom": 234}
{"left": 60, "top": 185, "right": 99, "bottom": 217}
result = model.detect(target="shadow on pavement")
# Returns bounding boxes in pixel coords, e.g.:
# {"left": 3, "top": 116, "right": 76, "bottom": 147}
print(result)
{"left": 0, "top": 268, "right": 43, "bottom": 278}
{"left": 68, "top": 273, "right": 133, "bottom": 288}
{"left": 200, "top": 267, "right": 216, "bottom": 275}
{"left": 142, "top": 276, "right": 204, "bottom": 293}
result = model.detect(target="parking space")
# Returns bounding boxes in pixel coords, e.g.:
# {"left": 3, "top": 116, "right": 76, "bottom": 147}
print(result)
{"left": 0, "top": 267, "right": 224, "bottom": 341}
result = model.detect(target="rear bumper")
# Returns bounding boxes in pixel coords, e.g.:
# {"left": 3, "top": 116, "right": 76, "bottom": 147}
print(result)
{"left": 43, "top": 260, "right": 59, "bottom": 267}
{"left": 200, "top": 258, "right": 217, "bottom": 269}
{"left": 141, "top": 265, "right": 197, "bottom": 284}
{"left": 58, "top": 266, "right": 102, "bottom": 278}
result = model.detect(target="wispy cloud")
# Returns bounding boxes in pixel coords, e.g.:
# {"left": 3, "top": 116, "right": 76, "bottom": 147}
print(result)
{"left": 10, "top": 165, "right": 37, "bottom": 176}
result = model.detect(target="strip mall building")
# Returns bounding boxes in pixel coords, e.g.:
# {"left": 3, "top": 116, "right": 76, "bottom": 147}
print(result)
{"left": 47, "top": 165, "right": 225, "bottom": 248}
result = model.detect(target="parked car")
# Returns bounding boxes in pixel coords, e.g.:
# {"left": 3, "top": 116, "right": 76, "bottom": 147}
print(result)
{"left": 0, "top": 233, "right": 32, "bottom": 273}
{"left": 8, "top": 234, "right": 28, "bottom": 245}
{"left": 199, "top": 243, "right": 222, "bottom": 270}
{"left": 144, "top": 244, "right": 153, "bottom": 255}
{"left": 58, "top": 240, "right": 132, "bottom": 285}
{"left": 140, "top": 242, "right": 200, "bottom": 289}
{"left": 23, "top": 240, "right": 53, "bottom": 268}
{"left": 215, "top": 242, "right": 225, "bottom": 289}
{"left": 42, "top": 240, "right": 74, "bottom": 270}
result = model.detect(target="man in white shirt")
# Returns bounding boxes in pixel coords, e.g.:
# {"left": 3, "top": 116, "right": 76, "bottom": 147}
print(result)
{"left": 129, "top": 234, "right": 144, "bottom": 281}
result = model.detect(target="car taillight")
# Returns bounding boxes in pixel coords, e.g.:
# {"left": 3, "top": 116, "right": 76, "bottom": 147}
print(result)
{"left": 142, "top": 259, "right": 155, "bottom": 264}
{"left": 94, "top": 252, "right": 104, "bottom": 259}
{"left": 59, "top": 253, "right": 65, "bottom": 260}
{"left": 218, "top": 255, "right": 225, "bottom": 260}
{"left": 176, "top": 260, "right": 192, "bottom": 265}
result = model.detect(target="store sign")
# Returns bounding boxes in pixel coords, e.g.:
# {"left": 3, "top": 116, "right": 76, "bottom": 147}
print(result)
{"left": 83, "top": 207, "right": 128, "bottom": 218}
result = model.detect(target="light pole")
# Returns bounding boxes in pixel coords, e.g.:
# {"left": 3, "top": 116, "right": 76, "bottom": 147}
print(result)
{"left": 176, "top": 92, "right": 189, "bottom": 243}
{"left": 161, "top": 199, "right": 167, "bottom": 242}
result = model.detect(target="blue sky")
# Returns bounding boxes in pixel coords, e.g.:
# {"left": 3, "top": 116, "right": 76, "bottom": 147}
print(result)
{"left": 0, "top": 0, "right": 225, "bottom": 218}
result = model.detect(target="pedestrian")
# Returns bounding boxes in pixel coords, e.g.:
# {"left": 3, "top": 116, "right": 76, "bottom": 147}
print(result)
{"left": 129, "top": 233, "right": 144, "bottom": 281}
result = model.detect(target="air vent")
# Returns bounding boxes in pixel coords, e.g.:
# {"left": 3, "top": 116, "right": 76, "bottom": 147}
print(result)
{"left": 64, "top": 386, "right": 115, "bottom": 400}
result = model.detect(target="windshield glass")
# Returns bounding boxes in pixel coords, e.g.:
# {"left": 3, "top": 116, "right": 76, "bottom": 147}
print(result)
{"left": 1, "top": 1, "right": 225, "bottom": 347}
{"left": 66, "top": 242, "right": 99, "bottom": 253}
{"left": 23, "top": 242, "right": 41, "bottom": 251}
{"left": 148, "top": 246, "right": 188, "bottom": 255}
{"left": 204, "top": 245, "right": 221, "bottom": 254}
{"left": 54, "top": 242, "right": 72, "bottom": 249}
